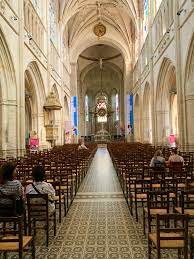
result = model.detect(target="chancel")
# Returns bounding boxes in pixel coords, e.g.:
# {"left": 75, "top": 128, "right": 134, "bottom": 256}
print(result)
{"left": 0, "top": 0, "right": 194, "bottom": 258}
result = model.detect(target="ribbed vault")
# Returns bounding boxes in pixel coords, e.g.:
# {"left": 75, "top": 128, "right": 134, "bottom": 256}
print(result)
{"left": 60, "top": 0, "right": 143, "bottom": 64}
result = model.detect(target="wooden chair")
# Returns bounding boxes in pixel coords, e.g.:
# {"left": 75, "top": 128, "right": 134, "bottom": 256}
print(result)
{"left": 169, "top": 162, "right": 184, "bottom": 172}
{"left": 0, "top": 194, "right": 17, "bottom": 217}
{"left": 175, "top": 190, "right": 194, "bottom": 219}
{"left": 130, "top": 179, "right": 153, "bottom": 221}
{"left": 143, "top": 191, "right": 170, "bottom": 235}
{"left": 148, "top": 214, "right": 189, "bottom": 259}
{"left": 51, "top": 181, "right": 66, "bottom": 223}
{"left": 0, "top": 215, "right": 35, "bottom": 259}
{"left": 26, "top": 193, "right": 56, "bottom": 246}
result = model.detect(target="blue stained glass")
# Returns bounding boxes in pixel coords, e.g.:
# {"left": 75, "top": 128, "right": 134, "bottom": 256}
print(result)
{"left": 71, "top": 96, "right": 78, "bottom": 136}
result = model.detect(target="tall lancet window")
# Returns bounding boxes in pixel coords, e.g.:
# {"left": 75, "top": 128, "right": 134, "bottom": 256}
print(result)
{"left": 143, "top": 0, "right": 149, "bottom": 39}
{"left": 115, "top": 93, "right": 119, "bottom": 121}
{"left": 85, "top": 95, "right": 89, "bottom": 122}
{"left": 112, "top": 91, "right": 119, "bottom": 122}
{"left": 49, "top": 0, "right": 57, "bottom": 43}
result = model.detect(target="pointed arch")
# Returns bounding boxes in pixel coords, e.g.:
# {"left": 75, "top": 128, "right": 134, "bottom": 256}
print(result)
{"left": 155, "top": 58, "right": 177, "bottom": 144}
{"left": 184, "top": 33, "right": 194, "bottom": 147}
{"left": 0, "top": 27, "right": 17, "bottom": 152}
{"left": 0, "top": 27, "right": 17, "bottom": 101}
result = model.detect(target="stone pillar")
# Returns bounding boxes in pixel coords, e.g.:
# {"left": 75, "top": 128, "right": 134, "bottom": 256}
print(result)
{"left": 156, "top": 110, "right": 170, "bottom": 145}
{"left": 17, "top": 0, "right": 25, "bottom": 156}
{"left": 174, "top": 0, "right": 187, "bottom": 150}
{"left": 185, "top": 95, "right": 194, "bottom": 150}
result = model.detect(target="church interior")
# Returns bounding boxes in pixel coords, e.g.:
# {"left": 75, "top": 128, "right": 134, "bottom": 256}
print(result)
{"left": 1, "top": 0, "right": 194, "bottom": 258}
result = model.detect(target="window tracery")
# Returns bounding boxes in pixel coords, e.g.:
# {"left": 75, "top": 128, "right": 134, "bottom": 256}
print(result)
{"left": 143, "top": 0, "right": 149, "bottom": 39}
{"left": 49, "top": 0, "right": 57, "bottom": 43}
{"left": 85, "top": 95, "right": 89, "bottom": 122}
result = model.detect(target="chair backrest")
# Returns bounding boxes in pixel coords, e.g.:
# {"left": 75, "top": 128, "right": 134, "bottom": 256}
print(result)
{"left": 26, "top": 193, "right": 49, "bottom": 219}
{"left": 169, "top": 162, "right": 183, "bottom": 172}
{"left": 0, "top": 193, "right": 17, "bottom": 216}
{"left": 0, "top": 215, "right": 24, "bottom": 251}
{"left": 134, "top": 179, "right": 153, "bottom": 195}
{"left": 147, "top": 191, "right": 170, "bottom": 211}
{"left": 156, "top": 214, "right": 188, "bottom": 252}
{"left": 179, "top": 190, "right": 194, "bottom": 213}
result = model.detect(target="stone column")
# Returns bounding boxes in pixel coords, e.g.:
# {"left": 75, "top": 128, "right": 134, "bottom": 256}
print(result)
{"left": 17, "top": 0, "right": 25, "bottom": 156}
{"left": 156, "top": 110, "right": 170, "bottom": 145}
{"left": 174, "top": 0, "right": 187, "bottom": 150}
{"left": 185, "top": 95, "right": 194, "bottom": 150}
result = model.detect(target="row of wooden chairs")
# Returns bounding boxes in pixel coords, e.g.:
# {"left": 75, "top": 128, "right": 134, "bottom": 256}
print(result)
{"left": 108, "top": 143, "right": 194, "bottom": 259}
{"left": 0, "top": 144, "right": 97, "bottom": 258}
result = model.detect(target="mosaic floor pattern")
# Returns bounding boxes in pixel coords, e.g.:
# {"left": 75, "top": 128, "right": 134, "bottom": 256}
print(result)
{"left": 4, "top": 148, "right": 180, "bottom": 259}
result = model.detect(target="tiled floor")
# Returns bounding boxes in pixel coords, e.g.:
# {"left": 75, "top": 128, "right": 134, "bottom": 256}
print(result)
{"left": 5, "top": 148, "right": 178, "bottom": 259}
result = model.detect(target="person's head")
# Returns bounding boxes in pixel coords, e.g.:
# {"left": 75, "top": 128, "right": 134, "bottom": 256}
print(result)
{"left": 0, "top": 162, "right": 17, "bottom": 184}
{"left": 171, "top": 148, "right": 178, "bottom": 155}
{"left": 154, "top": 150, "right": 163, "bottom": 158}
{"left": 32, "top": 166, "right": 45, "bottom": 182}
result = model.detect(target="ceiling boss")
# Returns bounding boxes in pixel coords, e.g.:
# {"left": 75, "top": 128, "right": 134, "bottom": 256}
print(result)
{"left": 94, "top": 22, "right": 106, "bottom": 37}
{"left": 93, "top": 1, "right": 107, "bottom": 38}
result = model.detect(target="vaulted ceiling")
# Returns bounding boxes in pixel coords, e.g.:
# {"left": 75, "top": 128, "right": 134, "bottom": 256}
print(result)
{"left": 60, "top": 0, "right": 143, "bottom": 64}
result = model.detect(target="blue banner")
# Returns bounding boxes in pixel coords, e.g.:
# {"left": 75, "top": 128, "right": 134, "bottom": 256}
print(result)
{"left": 127, "top": 94, "right": 134, "bottom": 134}
{"left": 71, "top": 96, "right": 78, "bottom": 136}
{"left": 129, "top": 95, "right": 134, "bottom": 127}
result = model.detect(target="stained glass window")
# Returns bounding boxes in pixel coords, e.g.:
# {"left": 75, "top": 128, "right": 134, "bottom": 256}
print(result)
{"left": 85, "top": 95, "right": 89, "bottom": 122}
{"left": 49, "top": 0, "right": 57, "bottom": 43}
{"left": 143, "top": 0, "right": 149, "bottom": 37}
{"left": 115, "top": 94, "right": 119, "bottom": 121}
{"left": 112, "top": 92, "right": 119, "bottom": 122}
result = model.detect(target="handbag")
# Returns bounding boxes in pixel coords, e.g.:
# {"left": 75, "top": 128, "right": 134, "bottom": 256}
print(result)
{"left": 31, "top": 183, "right": 54, "bottom": 204}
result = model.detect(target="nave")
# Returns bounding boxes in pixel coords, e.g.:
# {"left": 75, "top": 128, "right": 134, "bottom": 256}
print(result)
{"left": 28, "top": 148, "right": 147, "bottom": 259}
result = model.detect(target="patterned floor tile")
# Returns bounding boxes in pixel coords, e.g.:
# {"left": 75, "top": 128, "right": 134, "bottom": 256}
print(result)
{"left": 2, "top": 148, "right": 182, "bottom": 259}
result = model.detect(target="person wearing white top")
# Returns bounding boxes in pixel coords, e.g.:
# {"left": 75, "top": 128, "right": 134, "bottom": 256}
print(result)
{"left": 26, "top": 166, "right": 56, "bottom": 213}
{"left": 168, "top": 148, "right": 184, "bottom": 165}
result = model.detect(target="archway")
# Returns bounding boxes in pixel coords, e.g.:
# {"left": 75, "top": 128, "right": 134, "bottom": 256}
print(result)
{"left": 134, "top": 94, "right": 140, "bottom": 141}
{"left": 143, "top": 83, "right": 152, "bottom": 143}
{"left": 78, "top": 45, "right": 124, "bottom": 139}
{"left": 156, "top": 59, "right": 177, "bottom": 145}
{"left": 24, "top": 61, "right": 45, "bottom": 147}
{"left": 185, "top": 34, "right": 194, "bottom": 148}
{"left": 0, "top": 28, "right": 17, "bottom": 154}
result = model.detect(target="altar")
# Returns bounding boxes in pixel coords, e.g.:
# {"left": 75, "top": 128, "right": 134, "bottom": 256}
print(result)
{"left": 94, "top": 129, "right": 111, "bottom": 142}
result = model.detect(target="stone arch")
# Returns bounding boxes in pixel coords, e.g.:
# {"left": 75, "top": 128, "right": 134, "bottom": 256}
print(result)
{"left": 155, "top": 58, "right": 177, "bottom": 145}
{"left": 24, "top": 61, "right": 45, "bottom": 144}
{"left": 143, "top": 82, "right": 152, "bottom": 143}
{"left": 0, "top": 27, "right": 17, "bottom": 153}
{"left": 184, "top": 33, "right": 194, "bottom": 146}
{"left": 134, "top": 93, "right": 140, "bottom": 142}
{"left": 70, "top": 38, "right": 130, "bottom": 68}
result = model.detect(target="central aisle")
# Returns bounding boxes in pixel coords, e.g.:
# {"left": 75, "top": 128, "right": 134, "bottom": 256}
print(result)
{"left": 39, "top": 148, "right": 147, "bottom": 259}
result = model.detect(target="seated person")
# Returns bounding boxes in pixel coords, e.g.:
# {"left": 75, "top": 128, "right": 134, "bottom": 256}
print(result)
{"left": 168, "top": 148, "right": 184, "bottom": 165}
{"left": 26, "top": 166, "right": 56, "bottom": 213}
{"left": 150, "top": 150, "right": 165, "bottom": 168}
{"left": 78, "top": 141, "right": 88, "bottom": 150}
{"left": 0, "top": 162, "right": 24, "bottom": 214}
